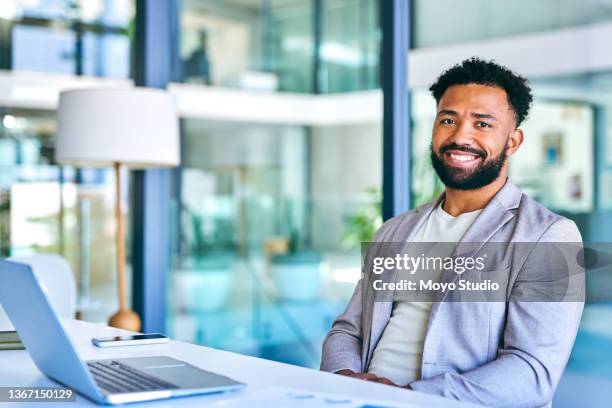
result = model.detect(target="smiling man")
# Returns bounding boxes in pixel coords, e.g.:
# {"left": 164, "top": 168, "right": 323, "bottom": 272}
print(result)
{"left": 321, "top": 58, "right": 584, "bottom": 407}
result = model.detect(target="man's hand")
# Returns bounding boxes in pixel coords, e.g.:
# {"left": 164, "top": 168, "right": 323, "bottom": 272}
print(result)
{"left": 335, "top": 370, "right": 400, "bottom": 387}
{"left": 336, "top": 369, "right": 378, "bottom": 381}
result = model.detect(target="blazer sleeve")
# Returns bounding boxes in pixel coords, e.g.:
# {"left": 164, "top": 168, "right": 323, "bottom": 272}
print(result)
{"left": 320, "top": 277, "right": 365, "bottom": 373}
{"left": 409, "top": 219, "right": 585, "bottom": 408}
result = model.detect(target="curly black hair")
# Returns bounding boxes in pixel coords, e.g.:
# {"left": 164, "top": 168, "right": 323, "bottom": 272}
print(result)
{"left": 429, "top": 57, "right": 533, "bottom": 127}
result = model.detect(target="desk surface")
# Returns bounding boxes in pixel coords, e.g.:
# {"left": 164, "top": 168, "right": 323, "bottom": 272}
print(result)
{"left": 0, "top": 319, "right": 480, "bottom": 407}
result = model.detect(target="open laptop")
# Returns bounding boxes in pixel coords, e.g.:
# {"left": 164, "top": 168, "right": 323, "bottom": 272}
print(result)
{"left": 0, "top": 259, "right": 245, "bottom": 405}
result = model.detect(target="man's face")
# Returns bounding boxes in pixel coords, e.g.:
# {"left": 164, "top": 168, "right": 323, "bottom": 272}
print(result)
{"left": 430, "top": 83, "right": 523, "bottom": 190}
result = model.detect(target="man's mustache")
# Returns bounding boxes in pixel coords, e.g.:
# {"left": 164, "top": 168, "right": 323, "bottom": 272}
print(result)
{"left": 439, "top": 143, "right": 486, "bottom": 159}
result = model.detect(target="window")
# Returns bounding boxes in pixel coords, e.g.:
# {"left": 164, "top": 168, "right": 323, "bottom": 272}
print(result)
{"left": 1, "top": 0, "right": 132, "bottom": 77}
{"left": 179, "top": 0, "right": 379, "bottom": 93}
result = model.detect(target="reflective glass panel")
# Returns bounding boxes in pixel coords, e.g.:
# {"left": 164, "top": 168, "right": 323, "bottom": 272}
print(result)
{"left": 1, "top": 0, "right": 132, "bottom": 77}
{"left": 168, "top": 119, "right": 381, "bottom": 367}
{"left": 179, "top": 0, "right": 379, "bottom": 93}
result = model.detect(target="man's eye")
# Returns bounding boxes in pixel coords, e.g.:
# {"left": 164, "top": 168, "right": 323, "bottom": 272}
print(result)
{"left": 441, "top": 118, "right": 455, "bottom": 125}
{"left": 478, "top": 121, "right": 492, "bottom": 128}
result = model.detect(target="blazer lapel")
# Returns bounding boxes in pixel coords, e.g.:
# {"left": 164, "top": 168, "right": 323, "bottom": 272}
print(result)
{"left": 364, "top": 196, "right": 443, "bottom": 367}
{"left": 427, "top": 179, "right": 523, "bottom": 326}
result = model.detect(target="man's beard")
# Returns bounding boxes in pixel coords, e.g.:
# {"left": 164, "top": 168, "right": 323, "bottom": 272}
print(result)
{"left": 430, "top": 142, "right": 508, "bottom": 190}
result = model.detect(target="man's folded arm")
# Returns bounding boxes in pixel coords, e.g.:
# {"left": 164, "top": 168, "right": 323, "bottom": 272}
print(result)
{"left": 409, "top": 300, "right": 583, "bottom": 408}
{"left": 320, "top": 278, "right": 364, "bottom": 373}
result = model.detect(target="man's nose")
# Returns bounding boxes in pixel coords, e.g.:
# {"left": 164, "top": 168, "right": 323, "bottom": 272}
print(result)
{"left": 449, "top": 121, "right": 476, "bottom": 146}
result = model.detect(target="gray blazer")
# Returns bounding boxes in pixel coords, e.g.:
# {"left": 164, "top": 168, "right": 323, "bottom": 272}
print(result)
{"left": 321, "top": 180, "right": 584, "bottom": 408}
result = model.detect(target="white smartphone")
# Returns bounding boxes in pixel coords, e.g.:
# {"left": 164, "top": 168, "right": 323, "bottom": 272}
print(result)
{"left": 91, "top": 333, "right": 169, "bottom": 347}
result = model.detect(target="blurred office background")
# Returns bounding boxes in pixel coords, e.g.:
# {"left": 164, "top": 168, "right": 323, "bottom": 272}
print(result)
{"left": 1, "top": 0, "right": 612, "bottom": 406}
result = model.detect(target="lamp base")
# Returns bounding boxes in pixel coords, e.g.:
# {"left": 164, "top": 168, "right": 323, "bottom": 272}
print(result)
{"left": 108, "top": 309, "right": 141, "bottom": 332}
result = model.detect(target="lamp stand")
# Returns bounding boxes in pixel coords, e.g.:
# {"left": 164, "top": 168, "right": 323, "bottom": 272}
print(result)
{"left": 108, "top": 162, "right": 141, "bottom": 331}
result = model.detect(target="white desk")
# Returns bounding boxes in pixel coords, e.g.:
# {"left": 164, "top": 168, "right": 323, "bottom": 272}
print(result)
{"left": 0, "top": 319, "right": 481, "bottom": 407}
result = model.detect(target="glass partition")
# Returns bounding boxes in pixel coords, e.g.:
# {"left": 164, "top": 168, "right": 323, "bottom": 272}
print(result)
{"left": 170, "top": 0, "right": 383, "bottom": 367}
{"left": 179, "top": 0, "right": 379, "bottom": 93}
{"left": 320, "top": 0, "right": 379, "bottom": 93}
{"left": 1, "top": 0, "right": 133, "bottom": 77}
{"left": 168, "top": 119, "right": 381, "bottom": 367}
{"left": 180, "top": 0, "right": 313, "bottom": 91}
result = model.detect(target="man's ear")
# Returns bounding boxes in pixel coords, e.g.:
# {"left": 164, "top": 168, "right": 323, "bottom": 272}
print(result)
{"left": 506, "top": 128, "right": 524, "bottom": 156}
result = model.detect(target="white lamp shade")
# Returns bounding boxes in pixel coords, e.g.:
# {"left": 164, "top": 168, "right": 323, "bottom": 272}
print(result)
{"left": 56, "top": 88, "right": 180, "bottom": 168}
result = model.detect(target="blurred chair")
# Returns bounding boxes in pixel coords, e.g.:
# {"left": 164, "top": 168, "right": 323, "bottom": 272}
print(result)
{"left": 0, "top": 254, "right": 77, "bottom": 328}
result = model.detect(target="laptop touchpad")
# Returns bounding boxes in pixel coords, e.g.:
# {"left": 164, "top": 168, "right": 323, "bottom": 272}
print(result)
{"left": 118, "top": 356, "right": 240, "bottom": 388}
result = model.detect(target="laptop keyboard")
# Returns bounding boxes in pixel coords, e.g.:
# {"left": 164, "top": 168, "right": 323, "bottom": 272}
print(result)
{"left": 87, "top": 361, "right": 179, "bottom": 394}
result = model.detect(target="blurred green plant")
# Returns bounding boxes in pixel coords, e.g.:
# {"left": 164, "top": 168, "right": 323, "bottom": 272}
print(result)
{"left": 342, "top": 187, "right": 382, "bottom": 250}
{"left": 183, "top": 205, "right": 236, "bottom": 259}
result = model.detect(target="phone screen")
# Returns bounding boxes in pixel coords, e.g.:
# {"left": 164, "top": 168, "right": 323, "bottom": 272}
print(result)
{"left": 96, "top": 334, "right": 167, "bottom": 342}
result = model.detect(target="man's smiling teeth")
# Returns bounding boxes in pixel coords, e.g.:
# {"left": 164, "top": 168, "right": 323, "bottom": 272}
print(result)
{"left": 449, "top": 153, "right": 478, "bottom": 161}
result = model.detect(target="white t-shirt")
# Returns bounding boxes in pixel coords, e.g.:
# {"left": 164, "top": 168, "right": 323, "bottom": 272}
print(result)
{"left": 367, "top": 201, "right": 482, "bottom": 386}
